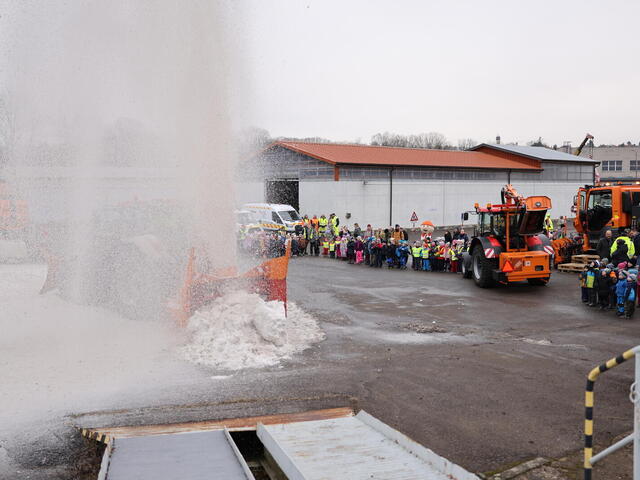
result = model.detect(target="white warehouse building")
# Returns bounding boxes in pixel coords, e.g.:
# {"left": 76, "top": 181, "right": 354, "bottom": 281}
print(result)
{"left": 237, "top": 141, "right": 598, "bottom": 228}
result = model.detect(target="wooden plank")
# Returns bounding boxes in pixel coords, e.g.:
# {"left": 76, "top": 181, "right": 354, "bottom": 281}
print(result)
{"left": 572, "top": 254, "right": 600, "bottom": 264}
{"left": 558, "top": 263, "right": 587, "bottom": 272}
{"left": 81, "top": 407, "right": 354, "bottom": 441}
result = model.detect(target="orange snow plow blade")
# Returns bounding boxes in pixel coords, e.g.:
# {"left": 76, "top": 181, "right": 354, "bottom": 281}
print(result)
{"left": 172, "top": 241, "right": 291, "bottom": 327}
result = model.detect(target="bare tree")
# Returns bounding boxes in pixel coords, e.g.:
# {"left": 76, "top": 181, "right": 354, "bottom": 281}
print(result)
{"left": 528, "top": 137, "right": 548, "bottom": 147}
{"left": 370, "top": 131, "right": 452, "bottom": 149}
{"left": 237, "top": 126, "right": 273, "bottom": 159}
{"left": 457, "top": 138, "right": 477, "bottom": 150}
{"left": 0, "top": 95, "right": 17, "bottom": 168}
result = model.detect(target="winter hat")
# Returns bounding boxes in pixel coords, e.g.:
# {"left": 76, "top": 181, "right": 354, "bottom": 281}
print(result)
{"left": 604, "top": 268, "right": 611, "bottom": 275}
{"left": 607, "top": 263, "right": 615, "bottom": 269}
{"left": 618, "top": 262, "right": 628, "bottom": 270}
{"left": 601, "top": 258, "right": 609, "bottom": 264}
{"left": 629, "top": 274, "right": 637, "bottom": 282}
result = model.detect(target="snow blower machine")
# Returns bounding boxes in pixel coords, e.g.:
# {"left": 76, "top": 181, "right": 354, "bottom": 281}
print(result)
{"left": 460, "top": 184, "right": 554, "bottom": 287}
{"left": 40, "top": 199, "right": 291, "bottom": 325}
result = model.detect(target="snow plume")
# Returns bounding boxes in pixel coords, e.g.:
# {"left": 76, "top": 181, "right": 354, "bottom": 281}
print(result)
{"left": 181, "top": 291, "right": 325, "bottom": 370}
{"left": 1, "top": 1, "right": 241, "bottom": 314}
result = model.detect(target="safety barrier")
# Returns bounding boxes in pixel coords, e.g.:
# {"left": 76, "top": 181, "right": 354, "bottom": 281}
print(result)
{"left": 584, "top": 345, "right": 640, "bottom": 479}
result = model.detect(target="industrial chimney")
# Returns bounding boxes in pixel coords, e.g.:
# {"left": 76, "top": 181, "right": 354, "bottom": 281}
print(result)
{"left": 496, "top": 135, "right": 501, "bottom": 145}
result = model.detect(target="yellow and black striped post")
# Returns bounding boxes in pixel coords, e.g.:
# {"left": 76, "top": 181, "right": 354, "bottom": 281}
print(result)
{"left": 584, "top": 348, "right": 635, "bottom": 480}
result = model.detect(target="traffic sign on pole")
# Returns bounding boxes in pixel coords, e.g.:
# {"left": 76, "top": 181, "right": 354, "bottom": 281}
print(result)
{"left": 410, "top": 211, "right": 418, "bottom": 228}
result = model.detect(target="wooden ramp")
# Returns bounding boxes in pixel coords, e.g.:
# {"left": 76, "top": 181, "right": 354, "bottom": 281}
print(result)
{"left": 104, "top": 430, "right": 252, "bottom": 480}
{"left": 92, "top": 408, "right": 479, "bottom": 480}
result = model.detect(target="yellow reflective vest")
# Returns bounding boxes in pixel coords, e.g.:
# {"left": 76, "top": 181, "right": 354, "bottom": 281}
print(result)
{"left": 411, "top": 246, "right": 421, "bottom": 257}
{"left": 421, "top": 247, "right": 430, "bottom": 259}
{"left": 330, "top": 217, "right": 339, "bottom": 235}
{"left": 544, "top": 215, "right": 554, "bottom": 232}
{"left": 611, "top": 235, "right": 635, "bottom": 258}
{"left": 318, "top": 217, "right": 328, "bottom": 232}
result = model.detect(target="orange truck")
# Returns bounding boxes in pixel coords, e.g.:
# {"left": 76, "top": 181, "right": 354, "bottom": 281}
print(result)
{"left": 460, "top": 185, "right": 555, "bottom": 287}
{"left": 573, "top": 182, "right": 640, "bottom": 250}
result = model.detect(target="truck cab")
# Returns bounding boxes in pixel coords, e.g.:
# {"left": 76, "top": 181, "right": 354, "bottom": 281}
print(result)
{"left": 573, "top": 184, "right": 640, "bottom": 250}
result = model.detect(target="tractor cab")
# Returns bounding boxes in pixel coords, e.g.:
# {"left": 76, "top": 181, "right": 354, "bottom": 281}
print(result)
{"left": 474, "top": 197, "right": 550, "bottom": 252}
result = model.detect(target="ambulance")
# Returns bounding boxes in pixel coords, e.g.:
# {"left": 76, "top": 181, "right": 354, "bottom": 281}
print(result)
{"left": 242, "top": 203, "right": 303, "bottom": 233}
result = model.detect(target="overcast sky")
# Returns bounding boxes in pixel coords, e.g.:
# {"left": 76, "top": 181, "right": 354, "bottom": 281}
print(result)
{"left": 238, "top": 0, "right": 640, "bottom": 147}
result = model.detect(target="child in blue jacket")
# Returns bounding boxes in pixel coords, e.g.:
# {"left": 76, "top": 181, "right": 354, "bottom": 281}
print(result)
{"left": 616, "top": 271, "right": 629, "bottom": 316}
{"left": 396, "top": 241, "right": 410, "bottom": 270}
{"left": 625, "top": 274, "right": 637, "bottom": 319}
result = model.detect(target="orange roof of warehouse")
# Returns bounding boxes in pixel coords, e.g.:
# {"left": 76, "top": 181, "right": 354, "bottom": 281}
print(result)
{"left": 271, "top": 141, "right": 543, "bottom": 171}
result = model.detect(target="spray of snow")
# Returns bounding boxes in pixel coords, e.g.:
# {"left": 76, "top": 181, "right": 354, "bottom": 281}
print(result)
{"left": 181, "top": 291, "right": 325, "bottom": 370}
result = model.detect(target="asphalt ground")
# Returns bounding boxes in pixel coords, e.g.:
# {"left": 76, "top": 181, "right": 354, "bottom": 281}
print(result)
{"left": 10, "top": 255, "right": 640, "bottom": 479}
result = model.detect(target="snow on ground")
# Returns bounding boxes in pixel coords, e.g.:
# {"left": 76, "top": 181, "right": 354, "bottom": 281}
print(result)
{"left": 0, "top": 264, "right": 187, "bottom": 437}
{"left": 181, "top": 291, "right": 325, "bottom": 370}
{"left": 0, "top": 263, "right": 324, "bottom": 474}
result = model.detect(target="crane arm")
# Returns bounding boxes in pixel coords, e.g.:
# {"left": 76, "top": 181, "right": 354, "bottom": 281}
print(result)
{"left": 574, "top": 133, "right": 594, "bottom": 157}
{"left": 501, "top": 184, "right": 525, "bottom": 206}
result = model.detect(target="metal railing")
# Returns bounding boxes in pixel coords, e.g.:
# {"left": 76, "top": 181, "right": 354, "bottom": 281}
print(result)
{"left": 584, "top": 345, "right": 640, "bottom": 479}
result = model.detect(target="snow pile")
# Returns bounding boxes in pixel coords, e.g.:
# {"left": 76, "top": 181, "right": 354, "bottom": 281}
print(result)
{"left": 181, "top": 291, "right": 324, "bottom": 370}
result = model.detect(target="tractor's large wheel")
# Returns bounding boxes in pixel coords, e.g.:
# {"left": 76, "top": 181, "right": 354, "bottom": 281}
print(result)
{"left": 461, "top": 257, "right": 472, "bottom": 279}
{"left": 527, "top": 277, "right": 550, "bottom": 286}
{"left": 472, "top": 245, "right": 496, "bottom": 288}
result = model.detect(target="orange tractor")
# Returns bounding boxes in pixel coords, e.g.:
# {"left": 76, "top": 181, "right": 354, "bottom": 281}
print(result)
{"left": 460, "top": 185, "right": 555, "bottom": 287}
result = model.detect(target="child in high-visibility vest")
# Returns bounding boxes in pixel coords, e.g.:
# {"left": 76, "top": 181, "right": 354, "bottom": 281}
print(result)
{"left": 579, "top": 268, "right": 589, "bottom": 303}
{"left": 322, "top": 238, "right": 329, "bottom": 256}
{"left": 586, "top": 261, "right": 598, "bottom": 307}
{"left": 411, "top": 242, "right": 422, "bottom": 270}
{"left": 421, "top": 243, "right": 431, "bottom": 271}
{"left": 329, "top": 239, "right": 336, "bottom": 258}
{"left": 450, "top": 242, "right": 460, "bottom": 273}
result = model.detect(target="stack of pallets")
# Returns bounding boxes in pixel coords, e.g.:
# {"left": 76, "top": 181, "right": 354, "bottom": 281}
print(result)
{"left": 557, "top": 254, "right": 600, "bottom": 273}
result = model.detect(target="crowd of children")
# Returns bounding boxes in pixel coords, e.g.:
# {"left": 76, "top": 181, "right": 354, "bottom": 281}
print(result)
{"left": 581, "top": 258, "right": 638, "bottom": 318}
{"left": 239, "top": 215, "right": 470, "bottom": 274}
{"left": 317, "top": 235, "right": 467, "bottom": 272}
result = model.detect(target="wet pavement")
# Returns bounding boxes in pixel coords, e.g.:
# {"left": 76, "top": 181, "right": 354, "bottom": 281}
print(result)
{"left": 11, "top": 256, "right": 640, "bottom": 479}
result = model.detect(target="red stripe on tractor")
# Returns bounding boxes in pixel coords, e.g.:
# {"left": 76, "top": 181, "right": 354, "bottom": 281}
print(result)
{"left": 526, "top": 236, "right": 542, "bottom": 247}
{"left": 487, "top": 237, "right": 502, "bottom": 247}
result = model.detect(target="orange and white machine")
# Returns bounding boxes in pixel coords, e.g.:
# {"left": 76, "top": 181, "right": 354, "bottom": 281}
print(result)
{"left": 461, "top": 184, "right": 554, "bottom": 287}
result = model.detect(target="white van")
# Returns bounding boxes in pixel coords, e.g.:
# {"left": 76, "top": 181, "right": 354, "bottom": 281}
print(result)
{"left": 242, "top": 203, "right": 303, "bottom": 233}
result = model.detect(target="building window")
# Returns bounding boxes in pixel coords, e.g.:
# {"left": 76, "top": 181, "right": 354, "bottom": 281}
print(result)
{"left": 631, "top": 161, "right": 640, "bottom": 171}
{"left": 601, "top": 160, "right": 622, "bottom": 171}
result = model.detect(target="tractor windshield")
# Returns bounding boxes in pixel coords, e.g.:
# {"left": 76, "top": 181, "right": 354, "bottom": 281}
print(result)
{"left": 491, "top": 213, "right": 506, "bottom": 237}
{"left": 586, "top": 189, "right": 612, "bottom": 232}
{"left": 478, "top": 212, "right": 491, "bottom": 235}
{"left": 519, "top": 210, "right": 546, "bottom": 235}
